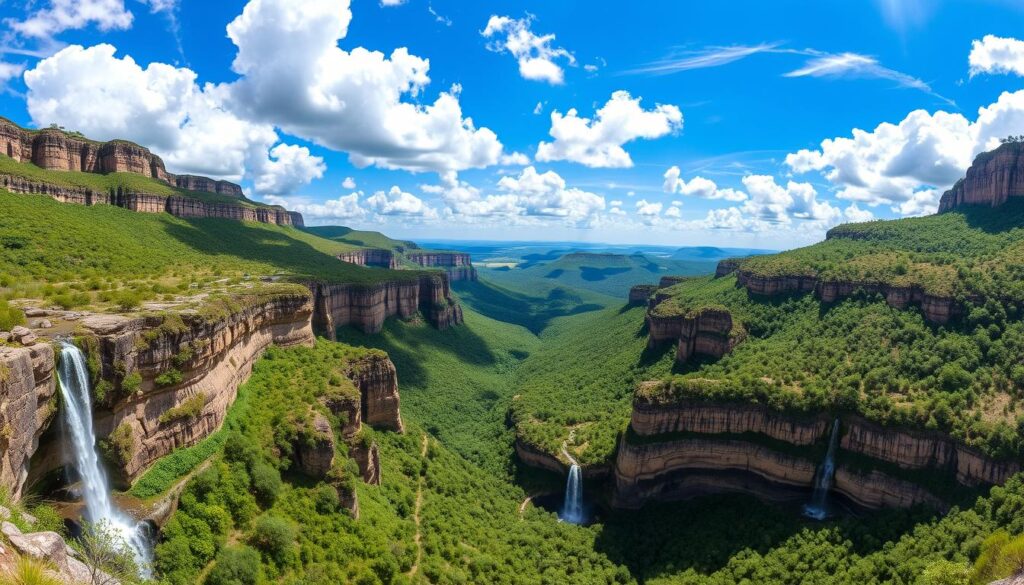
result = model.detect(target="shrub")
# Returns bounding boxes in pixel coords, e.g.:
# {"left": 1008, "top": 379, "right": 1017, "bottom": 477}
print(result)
{"left": 1, "top": 557, "right": 61, "bottom": 585}
{"left": 121, "top": 371, "right": 142, "bottom": 394}
{"left": 158, "top": 393, "right": 206, "bottom": 425}
{"left": 206, "top": 546, "right": 262, "bottom": 585}
{"left": 0, "top": 299, "right": 25, "bottom": 331}
{"left": 154, "top": 369, "right": 183, "bottom": 388}
{"left": 250, "top": 462, "right": 281, "bottom": 507}
{"left": 973, "top": 531, "right": 1024, "bottom": 584}
{"left": 250, "top": 515, "right": 296, "bottom": 565}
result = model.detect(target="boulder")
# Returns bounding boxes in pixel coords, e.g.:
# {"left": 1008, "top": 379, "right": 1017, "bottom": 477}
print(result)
{"left": 8, "top": 326, "right": 36, "bottom": 346}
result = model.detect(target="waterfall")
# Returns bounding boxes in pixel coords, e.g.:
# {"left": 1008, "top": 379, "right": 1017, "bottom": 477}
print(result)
{"left": 803, "top": 418, "right": 841, "bottom": 520}
{"left": 560, "top": 446, "right": 585, "bottom": 524}
{"left": 57, "top": 343, "right": 152, "bottom": 576}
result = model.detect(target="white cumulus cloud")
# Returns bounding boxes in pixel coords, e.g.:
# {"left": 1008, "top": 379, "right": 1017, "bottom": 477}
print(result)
{"left": 969, "top": 35, "right": 1024, "bottom": 77}
{"left": 482, "top": 14, "right": 575, "bottom": 84}
{"left": 253, "top": 143, "right": 326, "bottom": 195}
{"left": 537, "top": 90, "right": 682, "bottom": 168}
{"left": 6, "top": 0, "right": 133, "bottom": 40}
{"left": 225, "top": 0, "right": 506, "bottom": 173}
{"left": 663, "top": 166, "right": 747, "bottom": 201}
{"left": 266, "top": 192, "right": 366, "bottom": 223}
{"left": 366, "top": 186, "right": 439, "bottom": 219}
{"left": 786, "top": 90, "right": 1024, "bottom": 213}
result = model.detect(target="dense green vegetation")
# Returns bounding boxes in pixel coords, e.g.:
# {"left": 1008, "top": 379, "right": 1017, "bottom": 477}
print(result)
{"left": 480, "top": 251, "right": 715, "bottom": 298}
{"left": 735, "top": 198, "right": 1024, "bottom": 302}
{"left": 452, "top": 278, "right": 607, "bottom": 334}
{"left": 0, "top": 191, "right": 428, "bottom": 311}
{"left": 511, "top": 304, "right": 677, "bottom": 467}
{"left": 304, "top": 226, "right": 416, "bottom": 252}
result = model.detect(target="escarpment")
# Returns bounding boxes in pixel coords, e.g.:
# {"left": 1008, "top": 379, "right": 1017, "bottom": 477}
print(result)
{"left": 646, "top": 306, "right": 743, "bottom": 364}
{"left": 938, "top": 142, "right": 1024, "bottom": 212}
{"left": 0, "top": 175, "right": 303, "bottom": 227}
{"left": 612, "top": 399, "right": 1015, "bottom": 511}
{"left": 310, "top": 273, "right": 463, "bottom": 336}
{"left": 0, "top": 344, "right": 57, "bottom": 500}
{"left": 336, "top": 249, "right": 399, "bottom": 269}
{"left": 406, "top": 251, "right": 478, "bottom": 281}
{"left": 628, "top": 284, "right": 658, "bottom": 305}
{"left": 75, "top": 290, "right": 316, "bottom": 484}
{"left": 0, "top": 118, "right": 304, "bottom": 226}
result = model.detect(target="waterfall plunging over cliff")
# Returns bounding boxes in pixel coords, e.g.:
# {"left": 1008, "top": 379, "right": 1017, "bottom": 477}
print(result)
{"left": 804, "top": 418, "right": 841, "bottom": 520}
{"left": 560, "top": 445, "right": 585, "bottom": 524}
{"left": 57, "top": 343, "right": 152, "bottom": 575}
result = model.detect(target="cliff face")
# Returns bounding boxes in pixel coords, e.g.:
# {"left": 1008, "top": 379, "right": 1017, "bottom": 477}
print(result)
{"left": 646, "top": 307, "right": 741, "bottom": 364}
{"left": 0, "top": 118, "right": 241, "bottom": 197}
{"left": 715, "top": 259, "right": 741, "bottom": 277}
{"left": 77, "top": 292, "right": 316, "bottom": 484}
{"left": 336, "top": 249, "right": 399, "bottom": 269}
{"left": 310, "top": 274, "right": 463, "bottom": 337}
{"left": 609, "top": 400, "right": 1014, "bottom": 512}
{"left": 348, "top": 353, "right": 403, "bottom": 432}
{"left": 938, "top": 143, "right": 1024, "bottom": 212}
{"left": 628, "top": 284, "right": 659, "bottom": 305}
{"left": 406, "top": 252, "right": 478, "bottom": 281}
{"left": 0, "top": 344, "right": 57, "bottom": 500}
{"left": 733, "top": 268, "right": 960, "bottom": 325}
{"left": 0, "top": 175, "right": 302, "bottom": 227}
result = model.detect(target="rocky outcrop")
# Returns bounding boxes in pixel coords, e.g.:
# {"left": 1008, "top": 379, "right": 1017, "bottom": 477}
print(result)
{"left": 406, "top": 251, "right": 478, "bottom": 281}
{"left": 715, "top": 258, "right": 742, "bottom": 277}
{"left": 939, "top": 142, "right": 1024, "bottom": 212}
{"left": 347, "top": 353, "right": 404, "bottom": 433}
{"left": 310, "top": 274, "right": 463, "bottom": 337}
{"left": 612, "top": 436, "right": 818, "bottom": 509}
{"left": 646, "top": 307, "right": 742, "bottom": 363}
{"left": 630, "top": 400, "right": 829, "bottom": 445}
{"left": 295, "top": 412, "right": 336, "bottom": 478}
{"left": 336, "top": 249, "right": 398, "bottom": 269}
{"left": 0, "top": 117, "right": 241, "bottom": 198}
{"left": 513, "top": 438, "right": 609, "bottom": 479}
{"left": 351, "top": 441, "right": 381, "bottom": 486}
{"left": 658, "top": 276, "right": 690, "bottom": 289}
{"left": 628, "top": 284, "right": 658, "bottom": 305}
{"left": 841, "top": 417, "right": 1020, "bottom": 486}
{"left": 0, "top": 175, "right": 302, "bottom": 226}
{"left": 0, "top": 344, "right": 57, "bottom": 500}
{"left": 0, "top": 520, "right": 111, "bottom": 585}
{"left": 733, "top": 268, "right": 961, "bottom": 325}
{"left": 74, "top": 290, "right": 316, "bottom": 484}
{"left": 609, "top": 400, "right": 1015, "bottom": 512}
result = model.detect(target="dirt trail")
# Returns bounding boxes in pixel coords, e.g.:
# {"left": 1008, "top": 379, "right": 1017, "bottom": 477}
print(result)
{"left": 407, "top": 433, "right": 429, "bottom": 578}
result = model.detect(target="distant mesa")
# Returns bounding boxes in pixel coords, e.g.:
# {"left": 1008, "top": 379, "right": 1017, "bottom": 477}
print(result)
{"left": 938, "top": 141, "right": 1024, "bottom": 212}
{"left": 0, "top": 117, "right": 303, "bottom": 227}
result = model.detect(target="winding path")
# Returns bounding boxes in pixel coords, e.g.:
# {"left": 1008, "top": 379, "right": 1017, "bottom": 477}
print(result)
{"left": 407, "top": 433, "right": 429, "bottom": 578}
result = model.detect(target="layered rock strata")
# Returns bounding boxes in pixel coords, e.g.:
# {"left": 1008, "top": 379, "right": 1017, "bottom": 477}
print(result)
{"left": 0, "top": 118, "right": 242, "bottom": 198}
{"left": 0, "top": 344, "right": 57, "bottom": 499}
{"left": 611, "top": 400, "right": 1016, "bottom": 511}
{"left": 336, "top": 249, "right": 399, "bottom": 269}
{"left": 730, "top": 265, "right": 960, "bottom": 325}
{"left": 406, "top": 251, "right": 478, "bottom": 281}
{"left": 76, "top": 291, "right": 316, "bottom": 484}
{"left": 646, "top": 307, "right": 742, "bottom": 363}
{"left": 938, "top": 142, "right": 1024, "bottom": 212}
{"left": 0, "top": 175, "right": 302, "bottom": 227}
{"left": 310, "top": 274, "right": 463, "bottom": 337}
{"left": 628, "top": 284, "right": 658, "bottom": 305}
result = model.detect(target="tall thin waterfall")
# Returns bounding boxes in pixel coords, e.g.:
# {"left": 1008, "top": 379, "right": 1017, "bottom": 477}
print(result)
{"left": 803, "top": 418, "right": 841, "bottom": 520}
{"left": 560, "top": 446, "right": 585, "bottom": 524}
{"left": 57, "top": 343, "right": 152, "bottom": 575}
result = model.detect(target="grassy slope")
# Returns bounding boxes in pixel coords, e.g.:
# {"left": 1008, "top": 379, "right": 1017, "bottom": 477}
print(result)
{"left": 481, "top": 252, "right": 715, "bottom": 299}
{"left": 303, "top": 225, "right": 415, "bottom": 251}
{"left": 0, "top": 154, "right": 278, "bottom": 208}
{"left": 452, "top": 277, "right": 609, "bottom": 334}
{"left": 0, "top": 191, "right": 423, "bottom": 303}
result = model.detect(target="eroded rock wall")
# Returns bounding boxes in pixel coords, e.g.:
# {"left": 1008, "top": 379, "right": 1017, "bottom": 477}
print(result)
{"left": 938, "top": 143, "right": 1024, "bottom": 212}
{"left": 0, "top": 344, "right": 57, "bottom": 500}
{"left": 82, "top": 292, "right": 316, "bottom": 484}
{"left": 336, "top": 249, "right": 399, "bottom": 269}
{"left": 646, "top": 307, "right": 740, "bottom": 364}
{"left": 406, "top": 252, "right": 478, "bottom": 281}
{"left": 310, "top": 274, "right": 463, "bottom": 336}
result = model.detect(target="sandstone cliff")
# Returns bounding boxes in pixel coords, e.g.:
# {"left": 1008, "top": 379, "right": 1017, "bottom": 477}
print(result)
{"left": 0, "top": 175, "right": 302, "bottom": 227}
{"left": 406, "top": 251, "right": 478, "bottom": 281}
{"left": 335, "top": 249, "right": 399, "bottom": 269}
{"left": 0, "top": 117, "right": 242, "bottom": 198}
{"left": 310, "top": 274, "right": 463, "bottom": 337}
{"left": 0, "top": 344, "right": 57, "bottom": 499}
{"left": 646, "top": 306, "right": 743, "bottom": 364}
{"left": 939, "top": 142, "right": 1024, "bottom": 212}
{"left": 77, "top": 289, "right": 316, "bottom": 484}
{"left": 628, "top": 284, "right": 658, "bottom": 305}
{"left": 609, "top": 399, "right": 1013, "bottom": 512}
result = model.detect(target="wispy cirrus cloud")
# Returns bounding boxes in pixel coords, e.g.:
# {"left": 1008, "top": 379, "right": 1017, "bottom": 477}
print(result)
{"left": 626, "top": 43, "right": 952, "bottom": 106}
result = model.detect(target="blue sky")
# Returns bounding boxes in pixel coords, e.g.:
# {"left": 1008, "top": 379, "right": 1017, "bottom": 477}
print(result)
{"left": 1, "top": 0, "right": 1024, "bottom": 249}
